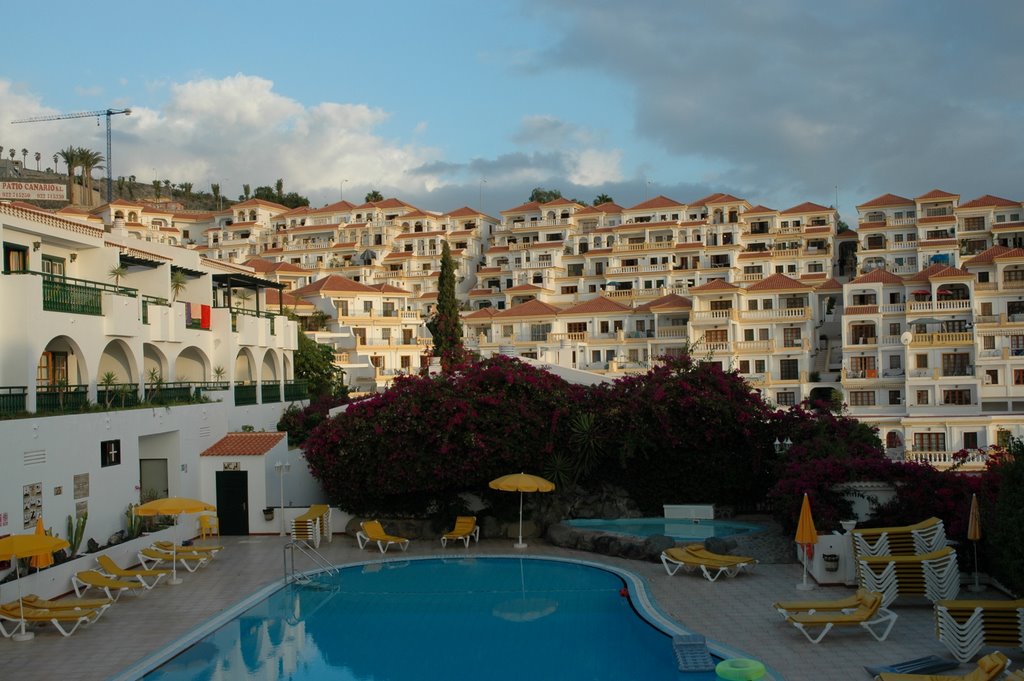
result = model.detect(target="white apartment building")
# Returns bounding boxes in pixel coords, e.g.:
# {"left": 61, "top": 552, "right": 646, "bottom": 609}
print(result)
{"left": 0, "top": 200, "right": 305, "bottom": 560}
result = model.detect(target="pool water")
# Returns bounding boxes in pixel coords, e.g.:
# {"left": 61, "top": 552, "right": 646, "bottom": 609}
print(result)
{"left": 143, "top": 557, "right": 722, "bottom": 680}
{"left": 566, "top": 518, "right": 762, "bottom": 541}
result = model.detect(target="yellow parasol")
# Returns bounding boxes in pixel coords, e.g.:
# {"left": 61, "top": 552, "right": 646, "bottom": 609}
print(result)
{"left": 967, "top": 493, "right": 983, "bottom": 592}
{"left": 28, "top": 517, "right": 55, "bottom": 570}
{"left": 135, "top": 497, "right": 216, "bottom": 585}
{"left": 0, "top": 532, "right": 70, "bottom": 641}
{"left": 489, "top": 473, "right": 555, "bottom": 549}
{"left": 794, "top": 493, "right": 818, "bottom": 591}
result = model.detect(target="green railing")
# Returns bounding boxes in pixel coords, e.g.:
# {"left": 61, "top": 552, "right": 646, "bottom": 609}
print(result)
{"left": 0, "top": 386, "right": 27, "bottom": 416}
{"left": 97, "top": 384, "right": 140, "bottom": 408}
{"left": 33, "top": 271, "right": 136, "bottom": 316}
{"left": 36, "top": 384, "right": 90, "bottom": 412}
{"left": 144, "top": 382, "right": 195, "bottom": 403}
{"left": 284, "top": 380, "right": 309, "bottom": 402}
{"left": 234, "top": 383, "right": 258, "bottom": 405}
{"left": 261, "top": 381, "right": 281, "bottom": 403}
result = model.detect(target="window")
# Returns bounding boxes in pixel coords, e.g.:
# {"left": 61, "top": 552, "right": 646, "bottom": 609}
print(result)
{"left": 888, "top": 390, "right": 902, "bottom": 405}
{"left": 744, "top": 329, "right": 754, "bottom": 341}
{"left": 3, "top": 243, "right": 28, "bottom": 273}
{"left": 776, "top": 391, "right": 796, "bottom": 406}
{"left": 942, "top": 353, "right": 970, "bottom": 377}
{"left": 748, "top": 300, "right": 759, "bottom": 311}
{"left": 599, "top": 321, "right": 610, "bottom": 334}
{"left": 705, "top": 329, "right": 728, "bottom": 343}
{"left": 592, "top": 351, "right": 601, "bottom": 363}
{"left": 567, "top": 322, "right": 587, "bottom": 334}
{"left": 755, "top": 360, "right": 766, "bottom": 373}
{"left": 100, "top": 440, "right": 121, "bottom": 468}
{"left": 739, "top": 360, "right": 750, "bottom": 373}
{"left": 41, "top": 256, "right": 65, "bottom": 277}
{"left": 889, "top": 323, "right": 901, "bottom": 336}
{"left": 914, "top": 432, "right": 946, "bottom": 451}
{"left": 758, "top": 328, "right": 769, "bottom": 341}
{"left": 942, "top": 389, "right": 970, "bottom": 405}
{"left": 502, "top": 325, "right": 513, "bottom": 338}
{"left": 1014, "top": 370, "right": 1024, "bottom": 385}
{"left": 963, "top": 432, "right": 979, "bottom": 450}
{"left": 916, "top": 354, "right": 928, "bottom": 369}
{"left": 889, "top": 355, "right": 902, "bottom": 369}
{"left": 983, "top": 336, "right": 995, "bottom": 350}
{"left": 849, "top": 391, "right": 875, "bottom": 406}
{"left": 916, "top": 390, "right": 929, "bottom": 405}
{"left": 783, "top": 328, "right": 801, "bottom": 348}
{"left": 37, "top": 351, "right": 68, "bottom": 387}
{"left": 779, "top": 359, "right": 799, "bottom": 380}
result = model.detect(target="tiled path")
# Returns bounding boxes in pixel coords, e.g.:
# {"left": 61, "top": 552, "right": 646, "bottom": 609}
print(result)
{"left": 3, "top": 535, "right": 1020, "bottom": 681}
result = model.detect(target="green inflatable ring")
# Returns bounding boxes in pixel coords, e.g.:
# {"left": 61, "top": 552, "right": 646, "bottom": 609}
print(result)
{"left": 715, "top": 657, "right": 766, "bottom": 681}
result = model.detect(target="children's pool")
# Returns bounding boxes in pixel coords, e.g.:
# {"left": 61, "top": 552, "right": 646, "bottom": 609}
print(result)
{"left": 566, "top": 518, "right": 763, "bottom": 541}
{"left": 132, "top": 556, "right": 751, "bottom": 680}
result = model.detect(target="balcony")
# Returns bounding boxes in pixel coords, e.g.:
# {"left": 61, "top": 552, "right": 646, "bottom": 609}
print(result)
{"left": 234, "top": 383, "right": 258, "bottom": 406}
{"left": 261, "top": 381, "right": 281, "bottom": 403}
{"left": 35, "top": 384, "right": 90, "bottom": 413}
{"left": 284, "top": 380, "right": 309, "bottom": 402}
{"left": 903, "top": 449, "right": 990, "bottom": 471}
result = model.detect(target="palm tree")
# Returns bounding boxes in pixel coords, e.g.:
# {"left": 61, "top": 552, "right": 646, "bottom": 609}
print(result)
{"left": 0, "top": 146, "right": 5, "bottom": 158}
{"left": 58, "top": 146, "right": 79, "bottom": 204}
{"left": 21, "top": 148, "right": 28, "bottom": 166}
{"left": 152, "top": 179, "right": 162, "bottom": 199}
{"left": 593, "top": 193, "right": 613, "bottom": 206}
{"left": 163, "top": 180, "right": 171, "bottom": 200}
{"left": 77, "top": 147, "right": 104, "bottom": 206}
{"left": 179, "top": 182, "right": 193, "bottom": 206}
{"left": 8, "top": 149, "right": 15, "bottom": 161}
{"left": 170, "top": 270, "right": 187, "bottom": 301}
{"left": 52, "top": 153, "right": 58, "bottom": 172}
{"left": 242, "top": 183, "right": 251, "bottom": 200}
{"left": 108, "top": 264, "right": 128, "bottom": 289}
{"left": 365, "top": 189, "right": 383, "bottom": 202}
{"left": 211, "top": 183, "right": 221, "bottom": 208}
{"left": 34, "top": 152, "right": 41, "bottom": 170}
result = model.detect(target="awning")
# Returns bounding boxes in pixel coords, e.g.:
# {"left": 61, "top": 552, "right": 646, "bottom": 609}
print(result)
{"left": 119, "top": 253, "right": 165, "bottom": 268}
{"left": 911, "top": 289, "right": 930, "bottom": 295}
{"left": 171, "top": 264, "right": 206, "bottom": 278}
{"left": 910, "top": 317, "right": 943, "bottom": 325}
{"left": 211, "top": 272, "right": 285, "bottom": 290}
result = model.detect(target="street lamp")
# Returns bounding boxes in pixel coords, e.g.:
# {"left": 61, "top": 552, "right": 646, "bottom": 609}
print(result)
{"left": 274, "top": 460, "right": 291, "bottom": 536}
{"left": 774, "top": 438, "right": 793, "bottom": 454}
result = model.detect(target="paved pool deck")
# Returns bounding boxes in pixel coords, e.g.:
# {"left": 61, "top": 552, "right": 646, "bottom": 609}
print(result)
{"left": 3, "top": 534, "right": 1020, "bottom": 681}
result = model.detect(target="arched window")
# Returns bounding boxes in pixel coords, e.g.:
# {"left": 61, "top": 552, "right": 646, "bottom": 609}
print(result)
{"left": 886, "top": 431, "right": 903, "bottom": 448}
{"left": 249, "top": 210, "right": 257, "bottom": 221}
{"left": 128, "top": 212, "right": 138, "bottom": 222}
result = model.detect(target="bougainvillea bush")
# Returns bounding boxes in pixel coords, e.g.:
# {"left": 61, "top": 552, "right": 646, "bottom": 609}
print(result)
{"left": 587, "top": 354, "right": 777, "bottom": 513}
{"left": 302, "top": 355, "right": 580, "bottom": 515}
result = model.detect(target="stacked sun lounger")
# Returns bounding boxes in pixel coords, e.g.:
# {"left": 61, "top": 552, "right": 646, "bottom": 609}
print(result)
{"left": 291, "top": 504, "right": 332, "bottom": 548}
{"left": 852, "top": 519, "right": 958, "bottom": 607}
{"left": 856, "top": 546, "right": 960, "bottom": 607}
{"left": 852, "top": 517, "right": 947, "bottom": 557}
{"left": 933, "top": 599, "right": 1024, "bottom": 662}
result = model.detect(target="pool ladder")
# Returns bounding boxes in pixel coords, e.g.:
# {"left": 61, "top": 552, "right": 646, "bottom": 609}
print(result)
{"left": 284, "top": 540, "right": 338, "bottom": 584}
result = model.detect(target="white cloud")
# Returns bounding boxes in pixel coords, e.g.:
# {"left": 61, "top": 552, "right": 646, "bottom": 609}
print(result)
{"left": 568, "top": 148, "right": 623, "bottom": 186}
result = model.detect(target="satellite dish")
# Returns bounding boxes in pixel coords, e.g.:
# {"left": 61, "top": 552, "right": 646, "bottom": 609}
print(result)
{"left": 900, "top": 331, "right": 914, "bottom": 345}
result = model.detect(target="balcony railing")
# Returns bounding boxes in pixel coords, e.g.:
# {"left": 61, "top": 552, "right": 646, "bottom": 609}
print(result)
{"left": 97, "top": 384, "right": 140, "bottom": 408}
{"left": 284, "top": 380, "right": 309, "bottom": 401}
{"left": 0, "top": 386, "right": 27, "bottom": 416}
{"left": 234, "top": 383, "right": 258, "bottom": 406}
{"left": 261, "top": 381, "right": 281, "bottom": 403}
{"left": 36, "top": 384, "right": 90, "bottom": 413}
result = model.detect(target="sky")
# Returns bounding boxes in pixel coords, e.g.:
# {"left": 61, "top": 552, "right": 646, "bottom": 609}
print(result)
{"left": 1, "top": 0, "right": 1022, "bottom": 222}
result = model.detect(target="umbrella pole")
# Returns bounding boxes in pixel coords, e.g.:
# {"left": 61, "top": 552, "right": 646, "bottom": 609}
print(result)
{"left": 969, "top": 541, "right": 983, "bottom": 592}
{"left": 13, "top": 558, "right": 33, "bottom": 642}
{"left": 797, "top": 545, "right": 814, "bottom": 591}
{"left": 515, "top": 491, "right": 526, "bottom": 549}
{"left": 168, "top": 515, "right": 182, "bottom": 585}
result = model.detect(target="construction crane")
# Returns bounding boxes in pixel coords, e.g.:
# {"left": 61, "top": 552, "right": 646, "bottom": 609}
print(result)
{"left": 11, "top": 108, "right": 132, "bottom": 203}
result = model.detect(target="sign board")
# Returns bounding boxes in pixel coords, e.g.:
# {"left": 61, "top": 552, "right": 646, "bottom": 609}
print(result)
{"left": 0, "top": 181, "right": 68, "bottom": 201}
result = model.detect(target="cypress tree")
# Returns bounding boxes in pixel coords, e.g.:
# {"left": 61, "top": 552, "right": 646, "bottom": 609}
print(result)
{"left": 427, "top": 241, "right": 464, "bottom": 370}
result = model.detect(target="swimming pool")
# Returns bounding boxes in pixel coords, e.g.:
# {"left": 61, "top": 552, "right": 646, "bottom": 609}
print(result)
{"left": 133, "top": 557, "right": 743, "bottom": 680}
{"left": 566, "top": 518, "right": 762, "bottom": 541}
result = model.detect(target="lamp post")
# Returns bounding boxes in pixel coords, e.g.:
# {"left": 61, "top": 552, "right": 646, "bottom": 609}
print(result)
{"left": 274, "top": 460, "right": 291, "bottom": 536}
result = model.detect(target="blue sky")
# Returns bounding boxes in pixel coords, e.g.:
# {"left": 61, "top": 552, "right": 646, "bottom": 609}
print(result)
{"left": 2, "top": 0, "right": 1022, "bottom": 221}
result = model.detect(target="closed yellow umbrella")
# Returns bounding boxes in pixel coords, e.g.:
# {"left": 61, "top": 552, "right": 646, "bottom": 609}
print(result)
{"left": 794, "top": 493, "right": 817, "bottom": 591}
{"left": 135, "top": 497, "right": 216, "bottom": 585}
{"left": 0, "top": 533, "right": 70, "bottom": 641}
{"left": 967, "top": 493, "right": 983, "bottom": 592}
{"left": 489, "top": 473, "right": 555, "bottom": 549}
{"left": 29, "top": 517, "right": 54, "bottom": 570}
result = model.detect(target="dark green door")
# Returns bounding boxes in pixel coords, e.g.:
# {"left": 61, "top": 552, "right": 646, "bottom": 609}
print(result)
{"left": 215, "top": 471, "right": 249, "bottom": 535}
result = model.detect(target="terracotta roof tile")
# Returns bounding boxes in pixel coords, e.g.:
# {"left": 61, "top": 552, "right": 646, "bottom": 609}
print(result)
{"left": 963, "top": 245, "right": 1012, "bottom": 266}
{"left": 201, "top": 432, "right": 285, "bottom": 456}
{"left": 814, "top": 277, "right": 844, "bottom": 290}
{"left": 958, "top": 194, "right": 1020, "bottom": 209}
{"left": 744, "top": 204, "right": 776, "bottom": 214}
{"left": 857, "top": 193, "right": 913, "bottom": 209}
{"left": 915, "top": 189, "right": 959, "bottom": 201}
{"left": 290, "top": 274, "right": 377, "bottom": 296}
{"left": 850, "top": 269, "right": 905, "bottom": 285}
{"left": 627, "top": 195, "right": 687, "bottom": 210}
{"left": 781, "top": 201, "right": 831, "bottom": 215}
{"left": 492, "top": 299, "right": 563, "bottom": 318}
{"left": 746, "top": 273, "right": 810, "bottom": 291}
{"left": 634, "top": 293, "right": 692, "bottom": 311}
{"left": 688, "top": 278, "right": 740, "bottom": 292}
{"left": 559, "top": 297, "right": 631, "bottom": 315}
